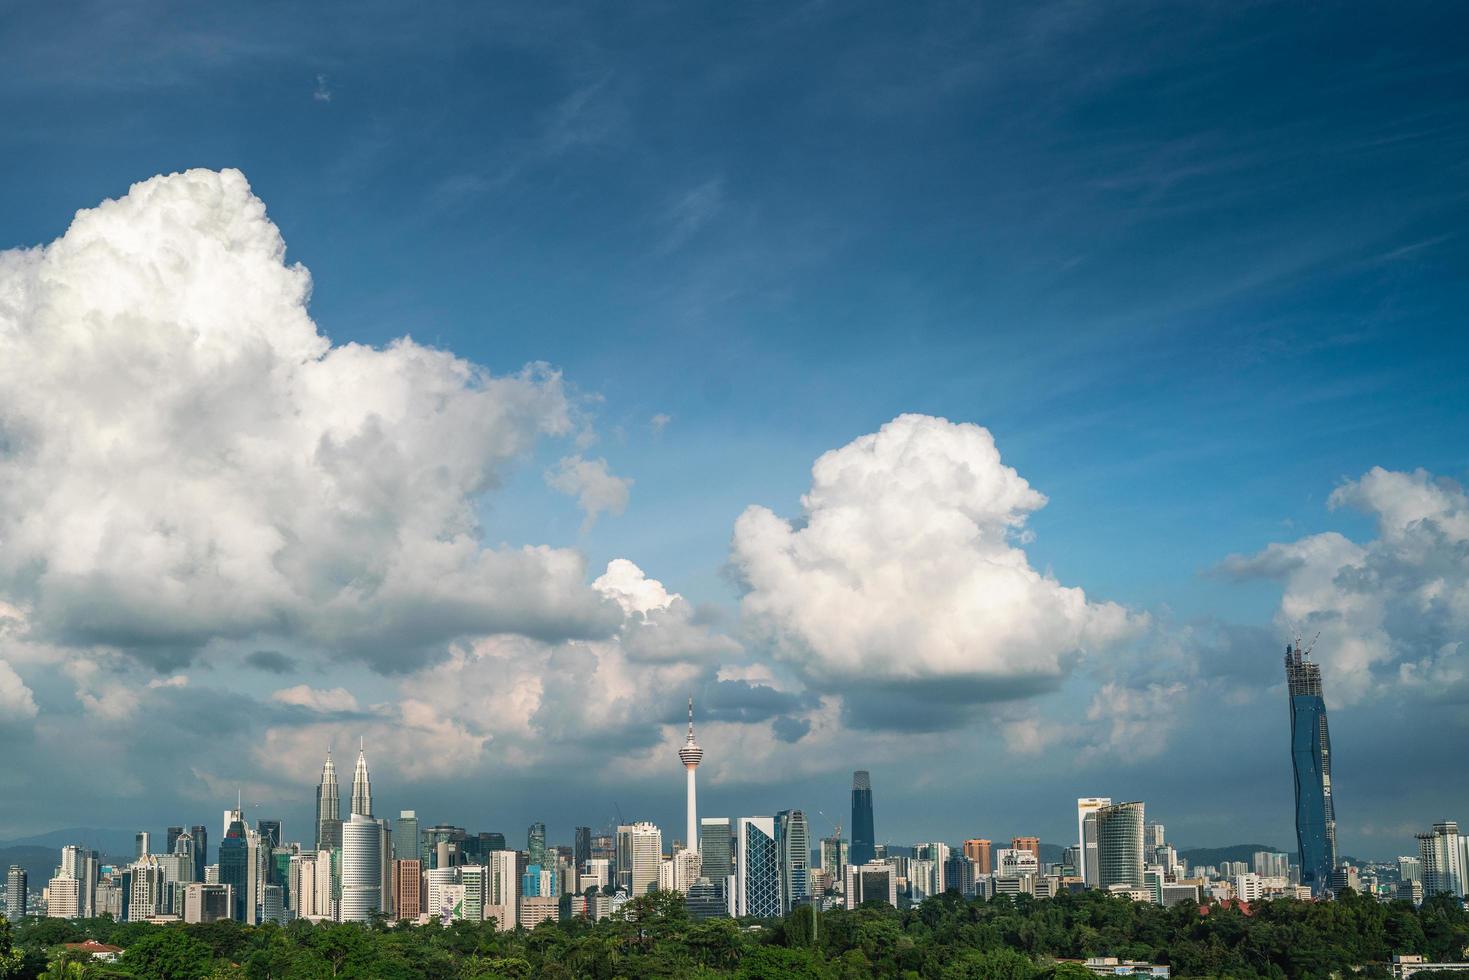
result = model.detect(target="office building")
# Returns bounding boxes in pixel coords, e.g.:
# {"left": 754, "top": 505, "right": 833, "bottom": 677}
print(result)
{"left": 850, "top": 771, "right": 876, "bottom": 867}
{"left": 6, "top": 865, "right": 26, "bottom": 919}
{"left": 256, "top": 820, "right": 281, "bottom": 850}
{"left": 218, "top": 814, "right": 250, "bottom": 923}
{"left": 615, "top": 822, "right": 662, "bottom": 896}
{"left": 1417, "top": 822, "right": 1464, "bottom": 899}
{"left": 1097, "top": 802, "right": 1145, "bottom": 890}
{"left": 518, "top": 896, "right": 559, "bottom": 928}
{"left": 394, "top": 811, "right": 420, "bottom": 864}
{"left": 845, "top": 862, "right": 897, "bottom": 908}
{"left": 680, "top": 697, "right": 704, "bottom": 852}
{"left": 341, "top": 813, "right": 384, "bottom": 922}
{"left": 1011, "top": 837, "right": 1040, "bottom": 861}
{"left": 182, "top": 883, "right": 232, "bottom": 923}
{"left": 166, "top": 827, "right": 183, "bottom": 855}
{"left": 700, "top": 818, "right": 734, "bottom": 882}
{"left": 1285, "top": 638, "right": 1338, "bottom": 894}
{"left": 393, "top": 859, "right": 422, "bottom": 921}
{"left": 685, "top": 877, "right": 730, "bottom": 919}
{"left": 736, "top": 817, "right": 781, "bottom": 918}
{"left": 776, "top": 810, "right": 809, "bottom": 912}
{"left": 1253, "top": 851, "right": 1290, "bottom": 878}
{"left": 135, "top": 831, "right": 150, "bottom": 861}
{"left": 350, "top": 740, "right": 373, "bottom": 818}
{"left": 189, "top": 825, "right": 209, "bottom": 881}
{"left": 315, "top": 749, "right": 341, "bottom": 852}
{"left": 575, "top": 827, "right": 592, "bottom": 869}
{"left": 1077, "top": 798, "right": 1111, "bottom": 888}
{"left": 527, "top": 822, "right": 546, "bottom": 867}
{"left": 819, "top": 836, "right": 848, "bottom": 887}
{"left": 963, "top": 839, "right": 993, "bottom": 876}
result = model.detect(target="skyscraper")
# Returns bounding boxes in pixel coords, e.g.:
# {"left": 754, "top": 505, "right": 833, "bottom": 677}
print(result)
{"left": 6, "top": 865, "right": 26, "bottom": 919}
{"left": 736, "top": 817, "right": 781, "bottom": 918}
{"left": 850, "top": 771, "right": 875, "bottom": 868}
{"left": 166, "top": 827, "right": 184, "bottom": 854}
{"left": 257, "top": 820, "right": 282, "bottom": 850}
{"left": 1416, "top": 821, "right": 1464, "bottom": 899}
{"left": 963, "top": 839, "right": 992, "bottom": 876}
{"left": 615, "top": 822, "right": 662, "bottom": 896}
{"left": 190, "top": 825, "right": 209, "bottom": 882}
{"left": 574, "top": 827, "right": 592, "bottom": 869}
{"left": 342, "top": 813, "right": 385, "bottom": 922}
{"left": 679, "top": 697, "right": 703, "bottom": 852}
{"left": 775, "top": 809, "right": 809, "bottom": 913}
{"left": 1011, "top": 837, "right": 1040, "bottom": 861}
{"left": 218, "top": 814, "right": 250, "bottom": 923}
{"left": 394, "top": 811, "right": 420, "bottom": 864}
{"left": 1096, "top": 801, "right": 1145, "bottom": 890}
{"left": 1285, "top": 638, "right": 1338, "bottom": 893}
{"left": 1076, "top": 798, "right": 1111, "bottom": 888}
{"left": 351, "top": 739, "right": 373, "bottom": 818}
{"left": 527, "top": 822, "right": 546, "bottom": 867}
{"left": 135, "top": 831, "right": 150, "bottom": 860}
{"left": 315, "top": 749, "right": 341, "bottom": 851}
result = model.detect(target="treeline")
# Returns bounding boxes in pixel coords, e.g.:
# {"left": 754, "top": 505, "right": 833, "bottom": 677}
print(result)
{"left": 2, "top": 888, "right": 1468, "bottom": 979}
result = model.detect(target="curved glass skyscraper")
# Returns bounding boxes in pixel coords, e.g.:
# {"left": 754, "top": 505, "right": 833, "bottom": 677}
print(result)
{"left": 850, "top": 771, "right": 875, "bottom": 867}
{"left": 1286, "top": 639, "right": 1337, "bottom": 893}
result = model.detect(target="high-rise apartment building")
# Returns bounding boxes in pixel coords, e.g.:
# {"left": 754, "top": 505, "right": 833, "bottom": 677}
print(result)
{"left": 736, "top": 817, "right": 781, "bottom": 918}
{"left": 963, "top": 839, "right": 993, "bottom": 875}
{"left": 315, "top": 749, "right": 341, "bottom": 852}
{"left": 1077, "top": 798, "right": 1111, "bottom": 888}
{"left": 850, "top": 771, "right": 876, "bottom": 868}
{"left": 1417, "top": 821, "right": 1465, "bottom": 899}
{"left": 6, "top": 865, "right": 26, "bottom": 919}
{"left": 342, "top": 813, "right": 385, "bottom": 922}
{"left": 776, "top": 809, "right": 809, "bottom": 913}
{"left": 1096, "top": 801, "right": 1145, "bottom": 890}
{"left": 615, "top": 822, "right": 662, "bottom": 896}
{"left": 1285, "top": 638, "right": 1338, "bottom": 894}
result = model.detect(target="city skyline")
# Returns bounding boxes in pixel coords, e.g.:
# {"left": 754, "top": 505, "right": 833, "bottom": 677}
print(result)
{"left": 1, "top": 0, "right": 1467, "bottom": 859}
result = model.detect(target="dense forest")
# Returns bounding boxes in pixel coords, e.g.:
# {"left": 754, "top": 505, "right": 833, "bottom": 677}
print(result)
{"left": 2, "top": 888, "right": 1468, "bottom": 979}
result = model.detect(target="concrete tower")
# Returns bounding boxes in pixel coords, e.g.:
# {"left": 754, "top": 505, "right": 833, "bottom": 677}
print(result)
{"left": 678, "top": 697, "right": 703, "bottom": 852}
{"left": 351, "top": 738, "right": 373, "bottom": 818}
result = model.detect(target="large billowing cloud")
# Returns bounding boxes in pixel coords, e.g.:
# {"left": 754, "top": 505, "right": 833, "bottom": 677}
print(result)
{"left": 731, "top": 414, "right": 1140, "bottom": 706}
{"left": 1222, "top": 466, "right": 1469, "bottom": 705}
{"left": 0, "top": 168, "right": 622, "bottom": 672}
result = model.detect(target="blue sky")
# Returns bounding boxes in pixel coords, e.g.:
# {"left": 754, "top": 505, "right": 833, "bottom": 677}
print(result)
{"left": 0, "top": 1, "right": 1466, "bottom": 857}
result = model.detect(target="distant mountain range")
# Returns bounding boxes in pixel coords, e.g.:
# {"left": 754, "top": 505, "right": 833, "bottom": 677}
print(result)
{"left": 0, "top": 828, "right": 139, "bottom": 855}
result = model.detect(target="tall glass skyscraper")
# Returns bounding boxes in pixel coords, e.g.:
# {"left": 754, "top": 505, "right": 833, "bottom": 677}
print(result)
{"left": 1285, "top": 639, "right": 1337, "bottom": 893}
{"left": 736, "top": 817, "right": 781, "bottom": 918}
{"left": 1096, "top": 801, "right": 1145, "bottom": 889}
{"left": 775, "top": 809, "right": 810, "bottom": 913}
{"left": 315, "top": 749, "right": 340, "bottom": 852}
{"left": 850, "top": 771, "right": 875, "bottom": 867}
{"left": 527, "top": 822, "right": 546, "bottom": 867}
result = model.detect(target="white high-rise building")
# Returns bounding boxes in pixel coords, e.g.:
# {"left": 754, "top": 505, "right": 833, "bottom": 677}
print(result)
{"left": 1077, "top": 798, "right": 1111, "bottom": 889}
{"left": 313, "top": 850, "right": 336, "bottom": 921}
{"left": 485, "top": 849, "right": 519, "bottom": 931}
{"left": 679, "top": 697, "right": 703, "bottom": 853}
{"left": 341, "top": 814, "right": 384, "bottom": 922}
{"left": 1417, "top": 821, "right": 1465, "bottom": 898}
{"left": 673, "top": 847, "right": 702, "bottom": 893}
{"left": 616, "top": 822, "right": 662, "bottom": 896}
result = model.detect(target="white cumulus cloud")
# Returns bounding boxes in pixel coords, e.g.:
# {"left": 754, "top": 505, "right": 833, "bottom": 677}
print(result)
{"left": 731, "top": 414, "right": 1140, "bottom": 698}
{"left": 1223, "top": 466, "right": 1469, "bottom": 705}
{"left": 0, "top": 168, "right": 620, "bottom": 672}
{"left": 546, "top": 454, "right": 632, "bottom": 528}
{"left": 271, "top": 685, "right": 360, "bottom": 713}
{"left": 0, "top": 659, "right": 37, "bottom": 720}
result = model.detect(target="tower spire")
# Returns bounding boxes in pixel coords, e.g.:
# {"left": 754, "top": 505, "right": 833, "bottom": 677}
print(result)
{"left": 351, "top": 736, "right": 373, "bottom": 818}
{"left": 678, "top": 696, "right": 703, "bottom": 854}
